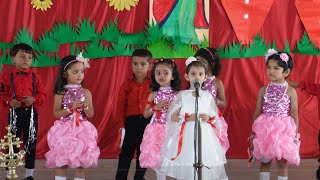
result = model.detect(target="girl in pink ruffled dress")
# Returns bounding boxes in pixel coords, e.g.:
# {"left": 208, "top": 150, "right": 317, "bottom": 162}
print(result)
{"left": 45, "top": 54, "right": 100, "bottom": 180}
{"left": 252, "top": 49, "right": 300, "bottom": 180}
{"left": 139, "top": 58, "right": 181, "bottom": 180}
{"left": 195, "top": 48, "right": 229, "bottom": 153}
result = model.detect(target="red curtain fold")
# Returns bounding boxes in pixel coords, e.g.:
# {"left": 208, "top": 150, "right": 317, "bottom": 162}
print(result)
{"left": 295, "top": 0, "right": 320, "bottom": 47}
{"left": 0, "top": 0, "right": 319, "bottom": 159}
{"left": 210, "top": 0, "right": 305, "bottom": 50}
{"left": 221, "top": 0, "right": 275, "bottom": 44}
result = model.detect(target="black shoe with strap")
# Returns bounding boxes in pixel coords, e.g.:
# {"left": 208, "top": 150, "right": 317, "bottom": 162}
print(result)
{"left": 24, "top": 176, "right": 34, "bottom": 180}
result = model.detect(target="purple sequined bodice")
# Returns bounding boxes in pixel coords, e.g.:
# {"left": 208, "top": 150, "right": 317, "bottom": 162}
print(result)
{"left": 154, "top": 87, "right": 177, "bottom": 124}
{"left": 60, "top": 85, "right": 87, "bottom": 122}
{"left": 202, "top": 76, "right": 217, "bottom": 99}
{"left": 262, "top": 82, "right": 290, "bottom": 116}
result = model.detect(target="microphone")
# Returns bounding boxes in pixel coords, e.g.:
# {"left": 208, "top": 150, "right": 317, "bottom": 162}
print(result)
{"left": 194, "top": 80, "right": 200, "bottom": 88}
{"left": 194, "top": 80, "right": 200, "bottom": 97}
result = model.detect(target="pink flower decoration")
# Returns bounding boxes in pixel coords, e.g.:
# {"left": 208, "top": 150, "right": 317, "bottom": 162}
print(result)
{"left": 279, "top": 53, "right": 289, "bottom": 64}
{"left": 265, "top": 48, "right": 278, "bottom": 61}
{"left": 76, "top": 52, "right": 90, "bottom": 69}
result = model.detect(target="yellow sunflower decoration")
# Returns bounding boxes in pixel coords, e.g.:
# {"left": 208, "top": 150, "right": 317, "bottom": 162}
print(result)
{"left": 31, "top": 0, "right": 53, "bottom": 11}
{"left": 106, "top": 0, "right": 139, "bottom": 11}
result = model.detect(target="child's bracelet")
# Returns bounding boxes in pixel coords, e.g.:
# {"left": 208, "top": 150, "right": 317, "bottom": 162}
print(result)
{"left": 148, "top": 101, "right": 155, "bottom": 112}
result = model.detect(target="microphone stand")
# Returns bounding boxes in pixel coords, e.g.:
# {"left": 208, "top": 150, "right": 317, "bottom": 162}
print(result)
{"left": 193, "top": 84, "right": 202, "bottom": 180}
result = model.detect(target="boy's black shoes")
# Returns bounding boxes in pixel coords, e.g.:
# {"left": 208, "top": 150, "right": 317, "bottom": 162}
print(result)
{"left": 24, "top": 176, "right": 34, "bottom": 180}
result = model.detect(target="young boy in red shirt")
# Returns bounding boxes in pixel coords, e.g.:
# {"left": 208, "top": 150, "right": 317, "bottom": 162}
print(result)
{"left": 0, "top": 43, "right": 47, "bottom": 180}
{"left": 115, "top": 49, "right": 152, "bottom": 180}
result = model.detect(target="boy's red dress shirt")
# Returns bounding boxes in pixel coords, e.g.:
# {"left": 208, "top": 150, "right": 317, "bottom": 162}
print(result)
{"left": 116, "top": 77, "right": 151, "bottom": 128}
{"left": 0, "top": 68, "right": 47, "bottom": 108}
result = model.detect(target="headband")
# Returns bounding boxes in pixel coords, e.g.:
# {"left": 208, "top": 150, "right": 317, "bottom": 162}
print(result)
{"left": 63, "top": 52, "right": 90, "bottom": 71}
{"left": 153, "top": 58, "right": 175, "bottom": 67}
{"left": 265, "top": 49, "right": 289, "bottom": 65}
{"left": 205, "top": 48, "right": 215, "bottom": 60}
{"left": 185, "top": 56, "right": 206, "bottom": 67}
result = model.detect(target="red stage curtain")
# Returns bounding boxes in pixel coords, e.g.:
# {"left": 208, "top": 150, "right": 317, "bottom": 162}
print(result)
{"left": 0, "top": 0, "right": 319, "bottom": 159}
{"left": 210, "top": 0, "right": 319, "bottom": 158}
{"left": 210, "top": 0, "right": 304, "bottom": 49}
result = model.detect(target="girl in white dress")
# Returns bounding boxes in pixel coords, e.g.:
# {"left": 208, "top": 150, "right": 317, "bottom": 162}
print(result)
{"left": 157, "top": 58, "right": 228, "bottom": 180}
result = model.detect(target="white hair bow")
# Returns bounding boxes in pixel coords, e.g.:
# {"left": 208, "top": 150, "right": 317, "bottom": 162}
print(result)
{"left": 185, "top": 56, "right": 198, "bottom": 66}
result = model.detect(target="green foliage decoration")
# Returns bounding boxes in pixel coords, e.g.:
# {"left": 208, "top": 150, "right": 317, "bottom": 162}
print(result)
{"left": 38, "top": 31, "right": 59, "bottom": 52}
{"left": 13, "top": 27, "right": 37, "bottom": 50}
{"left": 100, "top": 19, "right": 120, "bottom": 42}
{"left": 0, "top": 18, "right": 319, "bottom": 72}
{"left": 76, "top": 18, "right": 98, "bottom": 41}
{"left": 51, "top": 21, "right": 78, "bottom": 44}
{"left": 294, "top": 32, "right": 320, "bottom": 55}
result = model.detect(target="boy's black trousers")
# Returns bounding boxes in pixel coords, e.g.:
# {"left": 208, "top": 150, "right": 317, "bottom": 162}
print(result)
{"left": 115, "top": 115, "right": 150, "bottom": 180}
{"left": 7, "top": 107, "right": 38, "bottom": 169}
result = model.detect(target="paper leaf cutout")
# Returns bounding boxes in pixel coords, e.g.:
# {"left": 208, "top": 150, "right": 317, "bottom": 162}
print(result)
{"left": 76, "top": 18, "right": 98, "bottom": 41}
{"left": 52, "top": 22, "right": 78, "bottom": 44}
{"left": 100, "top": 19, "right": 120, "bottom": 42}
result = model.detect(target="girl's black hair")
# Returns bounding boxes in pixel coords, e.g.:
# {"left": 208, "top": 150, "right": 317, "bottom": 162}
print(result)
{"left": 54, "top": 55, "right": 81, "bottom": 94}
{"left": 150, "top": 58, "right": 181, "bottom": 91}
{"left": 195, "top": 47, "right": 221, "bottom": 77}
{"left": 266, "top": 51, "right": 294, "bottom": 77}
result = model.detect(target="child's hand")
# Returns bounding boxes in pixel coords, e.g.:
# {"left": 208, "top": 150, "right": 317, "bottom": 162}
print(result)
{"left": 82, "top": 101, "right": 89, "bottom": 110}
{"left": 185, "top": 114, "right": 210, "bottom": 121}
{"left": 22, "top": 96, "right": 35, "bottom": 106}
{"left": 79, "top": 96, "right": 89, "bottom": 110}
{"left": 119, "top": 128, "right": 125, "bottom": 148}
{"left": 72, "top": 100, "right": 84, "bottom": 110}
{"left": 199, "top": 113, "right": 210, "bottom": 122}
{"left": 293, "top": 135, "right": 299, "bottom": 145}
{"left": 185, "top": 114, "right": 196, "bottom": 121}
{"left": 10, "top": 99, "right": 21, "bottom": 108}
{"left": 154, "top": 100, "right": 170, "bottom": 110}
{"left": 288, "top": 81, "right": 299, "bottom": 88}
{"left": 249, "top": 133, "right": 255, "bottom": 150}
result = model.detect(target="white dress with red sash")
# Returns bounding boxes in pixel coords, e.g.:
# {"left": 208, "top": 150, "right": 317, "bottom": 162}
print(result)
{"left": 157, "top": 90, "right": 228, "bottom": 180}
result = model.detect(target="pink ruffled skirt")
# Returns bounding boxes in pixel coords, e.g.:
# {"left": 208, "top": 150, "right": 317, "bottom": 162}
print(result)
{"left": 252, "top": 114, "right": 300, "bottom": 165}
{"left": 45, "top": 120, "right": 100, "bottom": 168}
{"left": 139, "top": 123, "right": 165, "bottom": 169}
